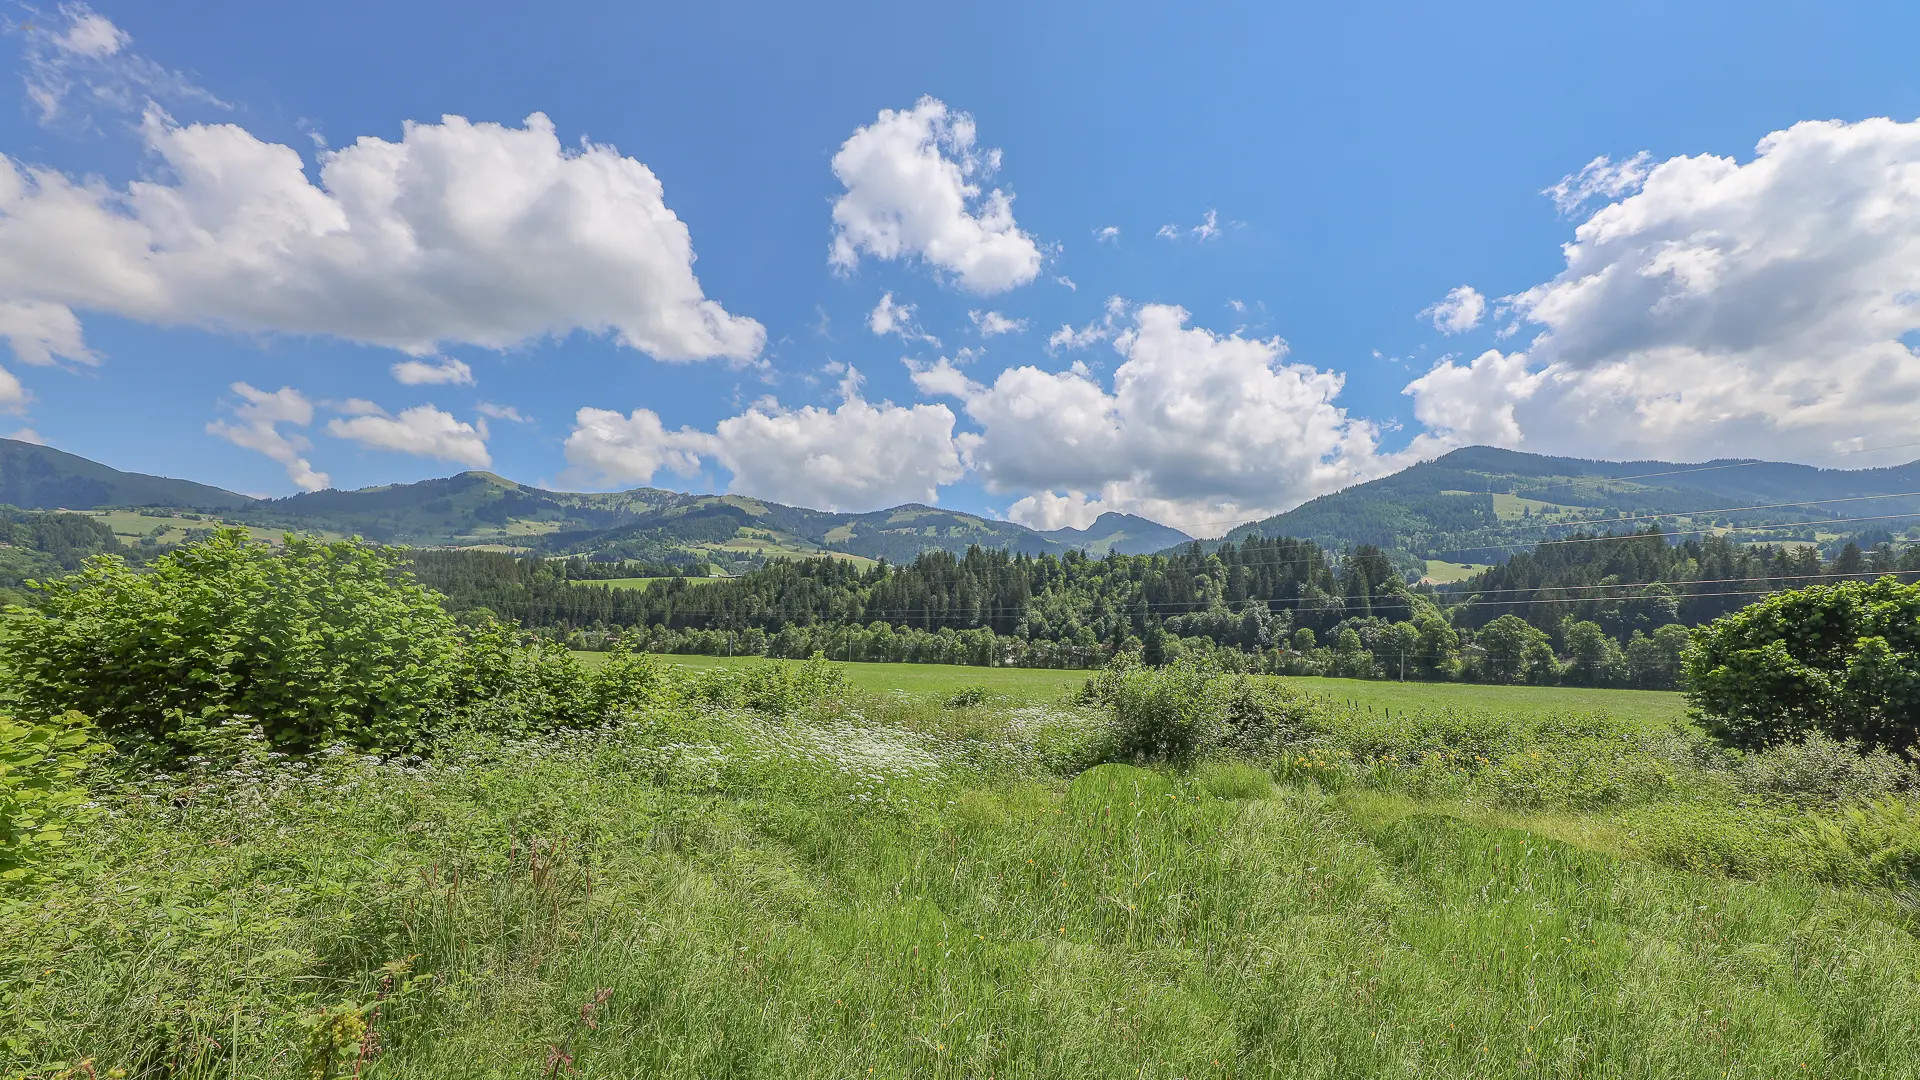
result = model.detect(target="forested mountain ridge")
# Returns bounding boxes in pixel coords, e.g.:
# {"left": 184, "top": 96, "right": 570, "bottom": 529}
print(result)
{"left": 1040, "top": 512, "right": 1193, "bottom": 555}
{"left": 0, "top": 438, "right": 255, "bottom": 511}
{"left": 244, "top": 477, "right": 1116, "bottom": 567}
{"left": 9, "top": 436, "right": 1917, "bottom": 572}
{"left": 0, "top": 441, "right": 1183, "bottom": 566}
{"left": 1221, "top": 445, "right": 1920, "bottom": 563}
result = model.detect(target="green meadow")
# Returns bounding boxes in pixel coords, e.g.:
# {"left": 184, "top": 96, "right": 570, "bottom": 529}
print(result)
{"left": 591, "top": 652, "right": 1689, "bottom": 722}
{"left": 592, "top": 576, "right": 722, "bottom": 591}
{"left": 9, "top": 652, "right": 1918, "bottom": 1077}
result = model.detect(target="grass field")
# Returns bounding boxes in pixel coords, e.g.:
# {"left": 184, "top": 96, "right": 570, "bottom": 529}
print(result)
{"left": 582, "top": 652, "right": 1691, "bottom": 721}
{"left": 80, "top": 510, "right": 335, "bottom": 547}
{"left": 1419, "top": 559, "right": 1488, "bottom": 584}
{"left": 12, "top": 657, "right": 1918, "bottom": 1077}
{"left": 1488, "top": 492, "right": 1593, "bottom": 523}
{"left": 1284, "top": 675, "right": 1689, "bottom": 724}
{"left": 581, "top": 650, "right": 1094, "bottom": 700}
{"left": 593, "top": 576, "right": 722, "bottom": 591}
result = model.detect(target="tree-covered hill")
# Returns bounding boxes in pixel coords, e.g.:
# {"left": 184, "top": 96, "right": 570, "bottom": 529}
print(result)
{"left": 11, "top": 438, "right": 1919, "bottom": 574}
{"left": 0, "top": 438, "right": 255, "bottom": 511}
{"left": 242, "top": 474, "right": 1183, "bottom": 567}
{"left": 1039, "top": 512, "right": 1194, "bottom": 555}
{"left": 1218, "top": 445, "right": 1920, "bottom": 563}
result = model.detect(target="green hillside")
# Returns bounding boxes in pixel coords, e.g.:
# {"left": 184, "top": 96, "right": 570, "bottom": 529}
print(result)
{"left": 240, "top": 473, "right": 1078, "bottom": 570}
{"left": 1040, "top": 511, "right": 1193, "bottom": 555}
{"left": 1221, "top": 445, "right": 1920, "bottom": 563}
{"left": 0, "top": 438, "right": 255, "bottom": 511}
{"left": 18, "top": 438, "right": 1920, "bottom": 574}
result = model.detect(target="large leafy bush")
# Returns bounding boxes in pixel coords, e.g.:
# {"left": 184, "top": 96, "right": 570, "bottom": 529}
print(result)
{"left": 0, "top": 529, "right": 467, "bottom": 758}
{"left": 0, "top": 710, "right": 104, "bottom": 880}
{"left": 1684, "top": 577, "right": 1920, "bottom": 753}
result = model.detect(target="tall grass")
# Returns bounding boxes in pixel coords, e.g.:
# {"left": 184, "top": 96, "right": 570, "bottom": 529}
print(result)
{"left": 4, "top": 665, "right": 1919, "bottom": 1077}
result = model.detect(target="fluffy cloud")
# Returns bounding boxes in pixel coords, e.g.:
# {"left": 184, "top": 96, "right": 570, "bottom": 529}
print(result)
{"left": 0, "top": 299, "right": 94, "bottom": 366}
{"left": 969, "top": 309, "right": 1025, "bottom": 337}
{"left": 327, "top": 404, "right": 491, "bottom": 468}
{"left": 1419, "top": 285, "right": 1486, "bottom": 334}
{"left": 1401, "top": 349, "right": 1538, "bottom": 446}
{"left": 564, "top": 370, "right": 963, "bottom": 511}
{"left": 0, "top": 108, "right": 763, "bottom": 366}
{"left": 829, "top": 97, "right": 1042, "bottom": 294}
{"left": 918, "top": 304, "right": 1398, "bottom": 534}
{"left": 1045, "top": 295, "right": 1126, "bottom": 353}
{"left": 866, "top": 291, "right": 936, "bottom": 343}
{"left": 868, "top": 292, "right": 909, "bottom": 335}
{"left": 0, "top": 363, "right": 25, "bottom": 415}
{"left": 206, "top": 383, "right": 329, "bottom": 491}
{"left": 1093, "top": 226, "right": 1120, "bottom": 243}
{"left": 1406, "top": 118, "right": 1920, "bottom": 464}
{"left": 562, "top": 406, "right": 711, "bottom": 489}
{"left": 711, "top": 392, "right": 962, "bottom": 511}
{"left": 391, "top": 358, "right": 475, "bottom": 386}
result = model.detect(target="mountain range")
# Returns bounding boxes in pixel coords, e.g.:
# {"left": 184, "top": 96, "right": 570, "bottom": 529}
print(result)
{"left": 5, "top": 437, "right": 1916, "bottom": 572}
{"left": 1225, "top": 445, "right": 1920, "bottom": 565}
{"left": 0, "top": 439, "right": 1193, "bottom": 566}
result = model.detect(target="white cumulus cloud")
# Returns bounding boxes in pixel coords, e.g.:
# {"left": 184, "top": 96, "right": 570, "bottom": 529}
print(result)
{"left": 327, "top": 403, "right": 491, "bottom": 468}
{"left": 0, "top": 108, "right": 764, "bottom": 367}
{"left": 564, "top": 368, "right": 963, "bottom": 511}
{"left": 1419, "top": 285, "right": 1486, "bottom": 334}
{"left": 828, "top": 97, "right": 1042, "bottom": 294}
{"left": 0, "top": 299, "right": 92, "bottom": 367}
{"left": 206, "top": 382, "right": 329, "bottom": 491}
{"left": 1045, "top": 295, "right": 1126, "bottom": 353}
{"left": 918, "top": 303, "right": 1401, "bottom": 535}
{"left": 866, "top": 291, "right": 936, "bottom": 343}
{"left": 1406, "top": 118, "right": 1920, "bottom": 464}
{"left": 391, "top": 357, "right": 474, "bottom": 386}
{"left": 969, "top": 309, "right": 1025, "bottom": 337}
{"left": 0, "top": 363, "right": 26, "bottom": 415}
{"left": 561, "top": 406, "right": 711, "bottom": 490}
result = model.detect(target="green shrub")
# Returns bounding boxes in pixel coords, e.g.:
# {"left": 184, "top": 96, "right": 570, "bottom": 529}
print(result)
{"left": 1083, "top": 659, "right": 1228, "bottom": 765}
{"left": 945, "top": 685, "right": 990, "bottom": 709}
{"left": 1476, "top": 737, "right": 1678, "bottom": 810}
{"left": 1733, "top": 734, "right": 1919, "bottom": 807}
{"left": 1218, "top": 676, "right": 1314, "bottom": 755}
{"left": 1684, "top": 577, "right": 1920, "bottom": 752}
{"left": 1799, "top": 797, "right": 1920, "bottom": 892}
{"left": 1622, "top": 801, "right": 1814, "bottom": 879}
{"left": 0, "top": 710, "right": 105, "bottom": 881}
{"left": 0, "top": 530, "right": 468, "bottom": 759}
{"left": 686, "top": 653, "right": 849, "bottom": 715}
{"left": 1078, "top": 657, "right": 1308, "bottom": 765}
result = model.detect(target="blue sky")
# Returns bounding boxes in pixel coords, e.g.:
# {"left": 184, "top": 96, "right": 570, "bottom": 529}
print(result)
{"left": 4, "top": 1, "right": 1920, "bottom": 534}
